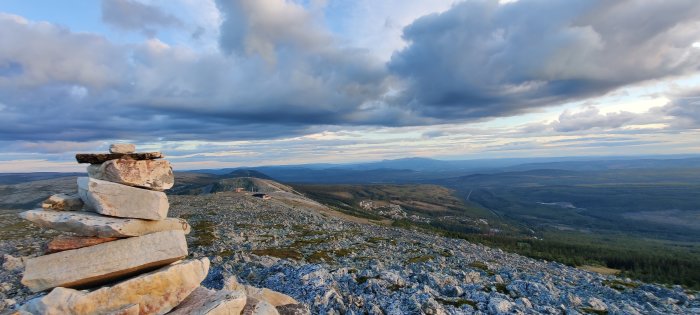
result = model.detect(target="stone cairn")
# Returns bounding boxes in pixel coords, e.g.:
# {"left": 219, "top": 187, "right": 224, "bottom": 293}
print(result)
{"left": 14, "top": 144, "right": 306, "bottom": 315}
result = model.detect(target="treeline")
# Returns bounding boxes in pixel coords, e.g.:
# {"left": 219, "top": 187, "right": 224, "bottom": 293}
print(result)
{"left": 392, "top": 219, "right": 700, "bottom": 290}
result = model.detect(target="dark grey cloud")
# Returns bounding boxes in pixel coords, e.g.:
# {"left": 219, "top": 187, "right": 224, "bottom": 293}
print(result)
{"left": 101, "top": 0, "right": 184, "bottom": 37}
{"left": 663, "top": 96, "right": 700, "bottom": 129}
{"left": 388, "top": 0, "right": 700, "bottom": 120}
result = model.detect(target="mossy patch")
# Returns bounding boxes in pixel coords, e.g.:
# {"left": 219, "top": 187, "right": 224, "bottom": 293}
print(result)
{"left": 251, "top": 247, "right": 303, "bottom": 260}
{"left": 603, "top": 279, "right": 640, "bottom": 291}
{"left": 469, "top": 261, "right": 489, "bottom": 271}
{"left": 495, "top": 283, "right": 509, "bottom": 294}
{"left": 307, "top": 250, "right": 333, "bottom": 263}
{"left": 436, "top": 298, "right": 477, "bottom": 308}
{"left": 333, "top": 248, "right": 353, "bottom": 257}
{"left": 407, "top": 255, "right": 434, "bottom": 263}
{"left": 191, "top": 220, "right": 217, "bottom": 247}
{"left": 469, "top": 261, "right": 495, "bottom": 276}
{"left": 356, "top": 275, "right": 379, "bottom": 284}
{"left": 579, "top": 307, "right": 609, "bottom": 315}
{"left": 367, "top": 237, "right": 388, "bottom": 244}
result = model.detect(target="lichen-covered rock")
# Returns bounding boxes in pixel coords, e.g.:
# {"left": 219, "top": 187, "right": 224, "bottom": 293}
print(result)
{"left": 87, "top": 159, "right": 174, "bottom": 191}
{"left": 20, "top": 258, "right": 209, "bottom": 315}
{"left": 241, "top": 297, "right": 279, "bottom": 315}
{"left": 41, "top": 194, "right": 83, "bottom": 211}
{"left": 275, "top": 304, "right": 311, "bottom": 315}
{"left": 21, "top": 230, "right": 188, "bottom": 292}
{"left": 78, "top": 177, "right": 169, "bottom": 220}
{"left": 20, "top": 210, "right": 190, "bottom": 238}
{"left": 168, "top": 286, "right": 246, "bottom": 315}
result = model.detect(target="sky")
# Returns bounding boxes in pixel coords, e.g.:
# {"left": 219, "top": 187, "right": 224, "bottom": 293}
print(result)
{"left": 1, "top": 0, "right": 700, "bottom": 172}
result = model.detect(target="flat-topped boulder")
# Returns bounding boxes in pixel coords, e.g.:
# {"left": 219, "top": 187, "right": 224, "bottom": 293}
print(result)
{"left": 168, "top": 287, "right": 247, "bottom": 315}
{"left": 88, "top": 159, "right": 174, "bottom": 191}
{"left": 78, "top": 177, "right": 169, "bottom": 220}
{"left": 109, "top": 143, "right": 136, "bottom": 154}
{"left": 20, "top": 210, "right": 190, "bottom": 238}
{"left": 75, "top": 152, "right": 163, "bottom": 164}
{"left": 21, "top": 230, "right": 188, "bottom": 292}
{"left": 20, "top": 258, "right": 209, "bottom": 315}
{"left": 41, "top": 193, "right": 83, "bottom": 211}
{"left": 46, "top": 235, "right": 118, "bottom": 254}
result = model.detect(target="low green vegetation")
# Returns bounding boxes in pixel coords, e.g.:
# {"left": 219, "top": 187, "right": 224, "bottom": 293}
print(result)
{"left": 251, "top": 247, "right": 303, "bottom": 260}
{"left": 407, "top": 255, "right": 434, "bottom": 263}
{"left": 394, "top": 218, "right": 700, "bottom": 289}
{"left": 579, "top": 307, "right": 609, "bottom": 315}
{"left": 191, "top": 220, "right": 217, "bottom": 247}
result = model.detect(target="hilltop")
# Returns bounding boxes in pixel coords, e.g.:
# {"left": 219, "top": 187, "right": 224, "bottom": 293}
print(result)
{"left": 1, "top": 174, "right": 698, "bottom": 313}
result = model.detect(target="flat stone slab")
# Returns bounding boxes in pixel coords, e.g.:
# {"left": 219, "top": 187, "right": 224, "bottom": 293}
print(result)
{"left": 88, "top": 159, "right": 174, "bottom": 191}
{"left": 169, "top": 287, "right": 246, "bottom": 315}
{"left": 76, "top": 152, "right": 163, "bottom": 164}
{"left": 242, "top": 298, "right": 279, "bottom": 315}
{"left": 78, "top": 177, "right": 169, "bottom": 220}
{"left": 46, "top": 235, "right": 118, "bottom": 254}
{"left": 244, "top": 286, "right": 298, "bottom": 307}
{"left": 41, "top": 193, "right": 84, "bottom": 211}
{"left": 20, "top": 258, "right": 209, "bottom": 314}
{"left": 109, "top": 143, "right": 136, "bottom": 154}
{"left": 20, "top": 210, "right": 190, "bottom": 238}
{"left": 21, "top": 230, "right": 189, "bottom": 292}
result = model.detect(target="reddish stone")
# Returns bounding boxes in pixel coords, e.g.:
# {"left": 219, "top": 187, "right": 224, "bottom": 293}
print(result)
{"left": 46, "top": 235, "right": 118, "bottom": 254}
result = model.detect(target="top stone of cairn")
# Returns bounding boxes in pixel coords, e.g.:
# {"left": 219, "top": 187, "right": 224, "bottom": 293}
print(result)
{"left": 76, "top": 152, "right": 163, "bottom": 164}
{"left": 109, "top": 143, "right": 136, "bottom": 154}
{"left": 76, "top": 143, "right": 165, "bottom": 164}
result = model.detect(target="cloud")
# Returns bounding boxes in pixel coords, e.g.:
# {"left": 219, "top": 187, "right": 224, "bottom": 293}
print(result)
{"left": 388, "top": 0, "right": 700, "bottom": 121}
{"left": 662, "top": 96, "right": 700, "bottom": 129}
{"left": 1, "top": 0, "right": 700, "bottom": 153}
{"left": 551, "top": 106, "right": 642, "bottom": 132}
{"left": 101, "top": 0, "right": 184, "bottom": 37}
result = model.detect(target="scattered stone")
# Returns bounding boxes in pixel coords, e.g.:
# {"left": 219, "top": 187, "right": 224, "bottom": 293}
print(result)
{"left": 223, "top": 275, "right": 245, "bottom": 291}
{"left": 45, "top": 235, "right": 118, "bottom": 254}
{"left": 20, "top": 258, "right": 208, "bottom": 315}
{"left": 78, "top": 177, "right": 169, "bottom": 220}
{"left": 109, "top": 143, "right": 136, "bottom": 154}
{"left": 20, "top": 210, "right": 190, "bottom": 238}
{"left": 241, "top": 297, "right": 280, "bottom": 315}
{"left": 88, "top": 159, "right": 174, "bottom": 191}
{"left": 168, "top": 286, "right": 247, "bottom": 315}
{"left": 2, "top": 254, "right": 25, "bottom": 272}
{"left": 488, "top": 298, "right": 514, "bottom": 314}
{"left": 41, "top": 193, "right": 83, "bottom": 211}
{"left": 21, "top": 230, "right": 188, "bottom": 292}
{"left": 75, "top": 152, "right": 163, "bottom": 164}
{"left": 587, "top": 297, "right": 608, "bottom": 311}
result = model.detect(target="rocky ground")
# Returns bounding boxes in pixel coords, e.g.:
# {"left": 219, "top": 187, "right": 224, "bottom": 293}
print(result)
{"left": 2, "top": 189, "right": 700, "bottom": 314}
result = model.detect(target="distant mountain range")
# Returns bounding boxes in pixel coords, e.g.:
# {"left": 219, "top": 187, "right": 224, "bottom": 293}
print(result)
{"left": 3, "top": 155, "right": 700, "bottom": 185}
{"left": 188, "top": 155, "right": 700, "bottom": 184}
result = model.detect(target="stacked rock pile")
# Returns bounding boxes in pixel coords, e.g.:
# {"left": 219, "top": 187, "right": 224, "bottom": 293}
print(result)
{"left": 13, "top": 144, "right": 307, "bottom": 315}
